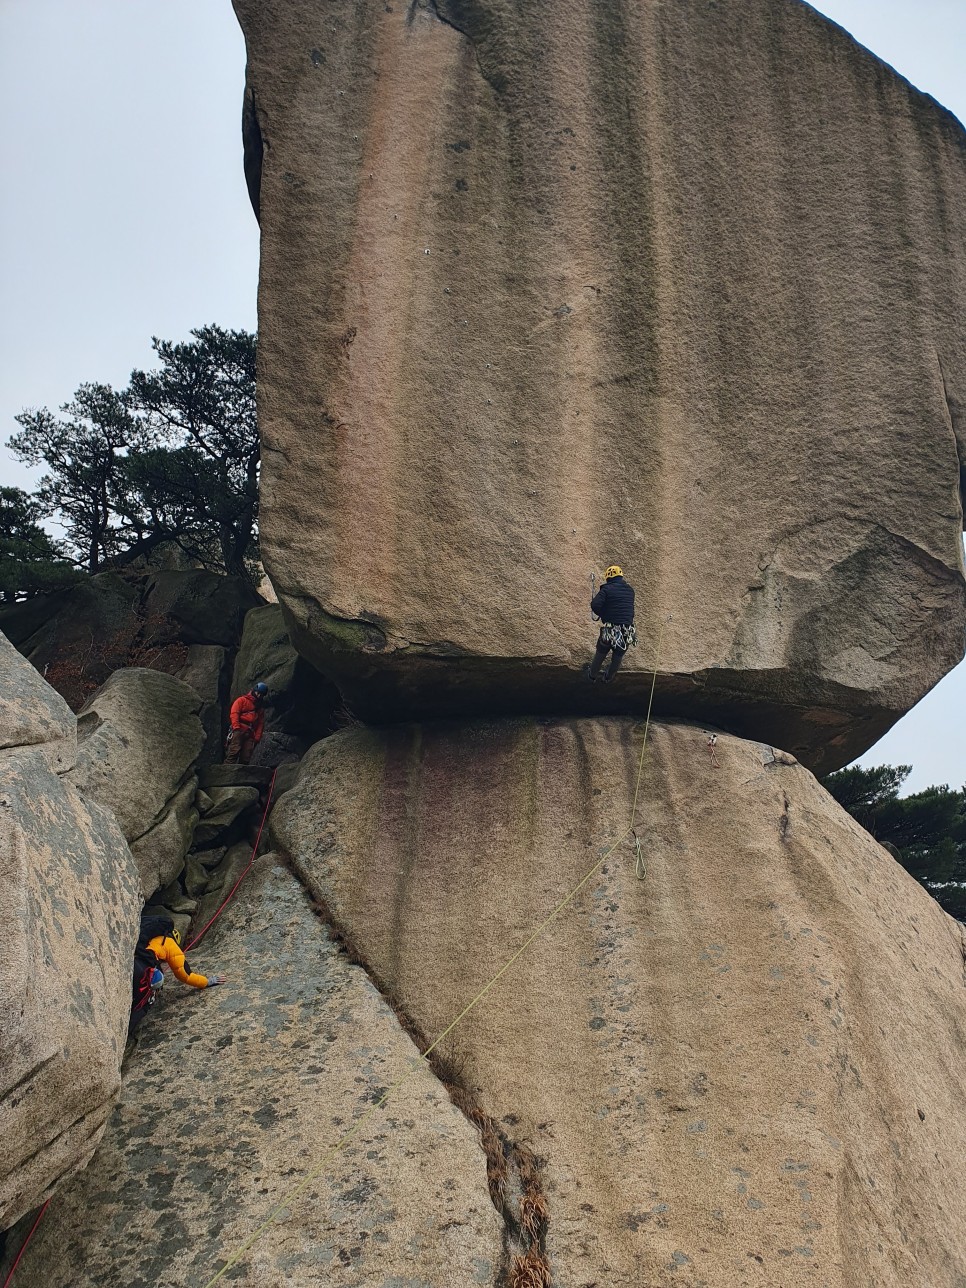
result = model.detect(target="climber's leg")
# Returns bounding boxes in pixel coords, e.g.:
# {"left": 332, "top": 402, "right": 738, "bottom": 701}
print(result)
{"left": 588, "top": 640, "right": 611, "bottom": 680}
{"left": 602, "top": 645, "right": 627, "bottom": 682}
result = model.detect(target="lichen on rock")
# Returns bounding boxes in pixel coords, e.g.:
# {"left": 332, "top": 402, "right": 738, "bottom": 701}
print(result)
{"left": 1, "top": 856, "right": 503, "bottom": 1286}
{"left": 0, "top": 633, "right": 141, "bottom": 1232}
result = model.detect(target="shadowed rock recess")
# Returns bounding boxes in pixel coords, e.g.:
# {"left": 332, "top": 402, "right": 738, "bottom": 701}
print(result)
{"left": 233, "top": 0, "right": 966, "bottom": 773}
{"left": 270, "top": 718, "right": 966, "bottom": 1287}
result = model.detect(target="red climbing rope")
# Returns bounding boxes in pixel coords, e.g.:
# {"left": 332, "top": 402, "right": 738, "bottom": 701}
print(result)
{"left": 2, "top": 1200, "right": 49, "bottom": 1288}
{"left": 185, "top": 766, "right": 279, "bottom": 951}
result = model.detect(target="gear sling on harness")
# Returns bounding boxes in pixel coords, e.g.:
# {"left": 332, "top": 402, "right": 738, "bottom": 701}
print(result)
{"left": 599, "top": 622, "right": 638, "bottom": 651}
{"left": 590, "top": 622, "right": 638, "bottom": 680}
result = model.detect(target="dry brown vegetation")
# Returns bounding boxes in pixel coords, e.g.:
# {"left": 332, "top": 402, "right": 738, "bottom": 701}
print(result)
{"left": 508, "top": 1245, "right": 553, "bottom": 1288}
{"left": 45, "top": 610, "right": 188, "bottom": 710}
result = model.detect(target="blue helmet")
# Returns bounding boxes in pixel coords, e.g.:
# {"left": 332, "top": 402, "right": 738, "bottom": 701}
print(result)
{"left": 253, "top": 682, "right": 268, "bottom": 696}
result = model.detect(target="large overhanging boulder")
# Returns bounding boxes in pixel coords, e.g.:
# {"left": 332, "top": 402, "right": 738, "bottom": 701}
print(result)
{"left": 269, "top": 717, "right": 966, "bottom": 1286}
{"left": 234, "top": 0, "right": 966, "bottom": 773}
{"left": 0, "top": 633, "right": 141, "bottom": 1231}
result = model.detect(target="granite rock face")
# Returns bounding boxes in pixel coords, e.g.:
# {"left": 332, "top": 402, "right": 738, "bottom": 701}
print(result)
{"left": 232, "top": 602, "right": 341, "bottom": 763}
{"left": 0, "top": 573, "right": 140, "bottom": 706}
{"left": 0, "top": 856, "right": 503, "bottom": 1286}
{"left": 140, "top": 569, "right": 262, "bottom": 649}
{"left": 174, "top": 643, "right": 229, "bottom": 766}
{"left": 0, "top": 634, "right": 141, "bottom": 1231}
{"left": 0, "top": 569, "right": 258, "bottom": 770}
{"left": 234, "top": 0, "right": 966, "bottom": 772}
{"left": 68, "top": 668, "right": 206, "bottom": 897}
{"left": 270, "top": 718, "right": 966, "bottom": 1287}
{"left": 0, "top": 631, "right": 75, "bottom": 772}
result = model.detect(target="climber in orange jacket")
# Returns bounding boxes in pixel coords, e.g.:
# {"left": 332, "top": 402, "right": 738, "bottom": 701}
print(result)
{"left": 130, "top": 915, "right": 224, "bottom": 1035}
{"left": 147, "top": 927, "right": 224, "bottom": 989}
{"left": 225, "top": 681, "right": 268, "bottom": 764}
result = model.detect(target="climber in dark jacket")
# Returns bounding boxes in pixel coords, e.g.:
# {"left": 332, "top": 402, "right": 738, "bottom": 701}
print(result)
{"left": 588, "top": 565, "right": 637, "bottom": 682}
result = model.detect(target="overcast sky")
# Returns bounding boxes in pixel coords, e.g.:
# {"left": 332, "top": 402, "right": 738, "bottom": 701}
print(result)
{"left": 0, "top": 0, "right": 963, "bottom": 792}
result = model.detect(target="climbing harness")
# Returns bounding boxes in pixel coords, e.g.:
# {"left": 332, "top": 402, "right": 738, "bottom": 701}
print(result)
{"left": 130, "top": 914, "right": 176, "bottom": 1028}
{"left": 600, "top": 622, "right": 638, "bottom": 651}
{"left": 590, "top": 570, "right": 637, "bottom": 648}
{"left": 707, "top": 734, "right": 720, "bottom": 770}
{"left": 8, "top": 615, "right": 672, "bottom": 1287}
{"left": 2, "top": 770, "right": 281, "bottom": 1287}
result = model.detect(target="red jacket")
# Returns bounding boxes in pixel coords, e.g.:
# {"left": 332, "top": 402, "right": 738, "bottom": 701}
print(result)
{"left": 229, "top": 692, "right": 265, "bottom": 741}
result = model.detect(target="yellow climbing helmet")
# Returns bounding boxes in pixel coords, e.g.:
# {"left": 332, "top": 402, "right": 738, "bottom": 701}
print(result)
{"left": 604, "top": 565, "right": 623, "bottom": 580}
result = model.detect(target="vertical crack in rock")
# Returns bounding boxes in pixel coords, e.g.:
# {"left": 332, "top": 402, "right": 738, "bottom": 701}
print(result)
{"left": 433, "top": 1057, "right": 552, "bottom": 1288}
{"left": 779, "top": 791, "right": 791, "bottom": 841}
{"left": 296, "top": 879, "right": 552, "bottom": 1285}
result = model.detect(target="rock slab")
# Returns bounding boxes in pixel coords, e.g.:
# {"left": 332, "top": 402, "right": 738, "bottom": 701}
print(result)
{"left": 0, "top": 856, "right": 503, "bottom": 1286}
{"left": 0, "top": 631, "right": 75, "bottom": 772}
{"left": 68, "top": 668, "right": 206, "bottom": 897}
{"left": 235, "top": 0, "right": 966, "bottom": 771}
{"left": 270, "top": 717, "right": 966, "bottom": 1287}
{"left": 0, "top": 633, "right": 141, "bottom": 1231}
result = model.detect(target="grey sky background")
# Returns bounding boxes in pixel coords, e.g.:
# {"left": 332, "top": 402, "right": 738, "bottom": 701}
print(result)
{"left": 0, "top": 0, "right": 963, "bottom": 793}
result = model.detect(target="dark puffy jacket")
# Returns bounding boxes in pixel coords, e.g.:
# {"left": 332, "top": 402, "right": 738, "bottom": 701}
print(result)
{"left": 591, "top": 576, "right": 635, "bottom": 625}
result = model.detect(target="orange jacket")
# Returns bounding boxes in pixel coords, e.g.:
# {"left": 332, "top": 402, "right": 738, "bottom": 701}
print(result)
{"left": 147, "top": 935, "right": 209, "bottom": 988}
{"left": 229, "top": 692, "right": 265, "bottom": 741}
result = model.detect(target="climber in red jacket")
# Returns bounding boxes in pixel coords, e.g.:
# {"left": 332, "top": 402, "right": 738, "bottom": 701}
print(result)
{"left": 225, "top": 682, "right": 268, "bottom": 764}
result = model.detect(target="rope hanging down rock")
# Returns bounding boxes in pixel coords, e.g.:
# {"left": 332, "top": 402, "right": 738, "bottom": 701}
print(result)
{"left": 1, "top": 1201, "right": 49, "bottom": 1288}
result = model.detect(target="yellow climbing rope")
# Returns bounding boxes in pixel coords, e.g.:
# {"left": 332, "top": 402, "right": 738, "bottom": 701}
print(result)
{"left": 202, "top": 614, "right": 670, "bottom": 1287}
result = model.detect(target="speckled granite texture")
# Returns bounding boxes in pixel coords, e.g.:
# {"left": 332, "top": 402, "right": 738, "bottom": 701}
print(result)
{"left": 235, "top": 0, "right": 966, "bottom": 770}
{"left": 271, "top": 718, "right": 966, "bottom": 1286}
{"left": 0, "top": 632, "right": 141, "bottom": 1230}
{"left": 1, "top": 855, "right": 502, "bottom": 1286}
